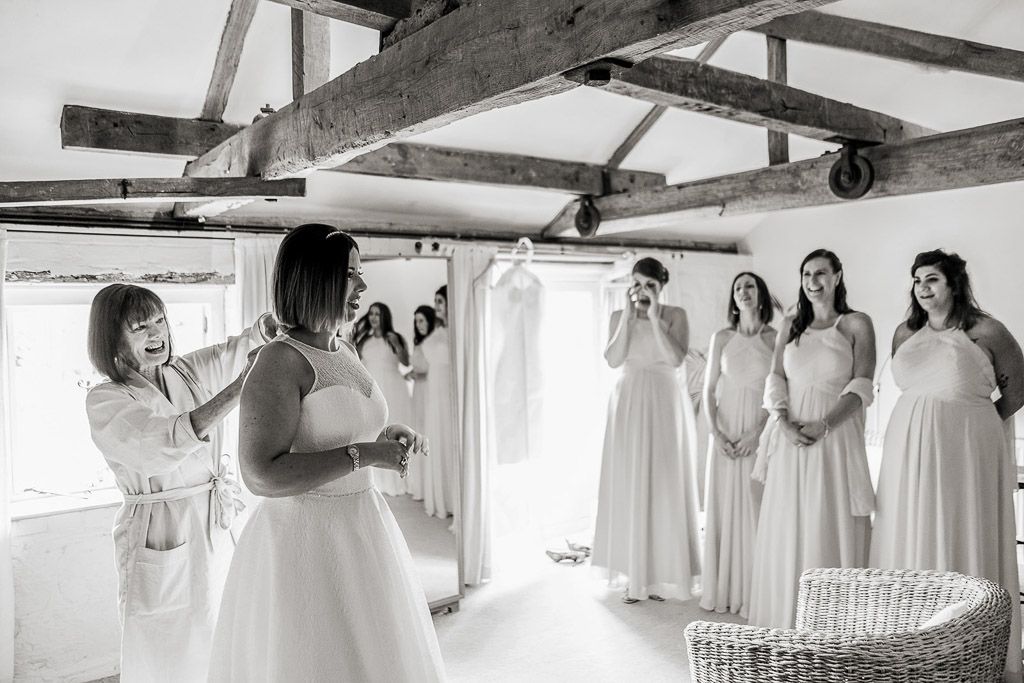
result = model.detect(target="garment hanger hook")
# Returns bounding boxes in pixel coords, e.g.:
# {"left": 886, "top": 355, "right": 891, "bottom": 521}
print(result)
{"left": 510, "top": 237, "right": 535, "bottom": 265}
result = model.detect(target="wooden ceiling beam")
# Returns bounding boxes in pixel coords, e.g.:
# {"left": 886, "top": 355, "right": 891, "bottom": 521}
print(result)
{"left": 567, "top": 56, "right": 935, "bottom": 144}
{"left": 61, "top": 105, "right": 243, "bottom": 158}
{"left": 544, "top": 117, "right": 1024, "bottom": 237}
{"left": 200, "top": 0, "right": 260, "bottom": 122}
{"left": 751, "top": 11, "right": 1024, "bottom": 83}
{"left": 330, "top": 143, "right": 665, "bottom": 194}
{"left": 267, "top": 0, "right": 409, "bottom": 31}
{"left": 58, "top": 106, "right": 664, "bottom": 194}
{"left": 291, "top": 9, "right": 331, "bottom": 99}
{"left": 0, "top": 178, "right": 305, "bottom": 208}
{"left": 766, "top": 35, "right": 789, "bottom": 164}
{"left": 184, "top": 0, "right": 837, "bottom": 181}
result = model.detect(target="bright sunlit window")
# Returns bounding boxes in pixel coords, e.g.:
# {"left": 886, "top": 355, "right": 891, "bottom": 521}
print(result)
{"left": 5, "top": 282, "right": 227, "bottom": 501}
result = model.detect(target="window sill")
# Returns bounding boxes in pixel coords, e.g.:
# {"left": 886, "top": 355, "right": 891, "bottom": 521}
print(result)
{"left": 11, "top": 488, "right": 122, "bottom": 521}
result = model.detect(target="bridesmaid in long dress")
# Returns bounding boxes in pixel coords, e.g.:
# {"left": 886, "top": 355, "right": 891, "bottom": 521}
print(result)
{"left": 209, "top": 224, "right": 444, "bottom": 681}
{"left": 870, "top": 249, "right": 1024, "bottom": 681}
{"left": 748, "top": 249, "right": 876, "bottom": 628}
{"left": 415, "top": 287, "right": 456, "bottom": 520}
{"left": 700, "top": 272, "right": 776, "bottom": 617}
{"left": 405, "top": 305, "right": 436, "bottom": 503}
{"left": 355, "top": 302, "right": 413, "bottom": 496}
{"left": 592, "top": 257, "right": 701, "bottom": 604}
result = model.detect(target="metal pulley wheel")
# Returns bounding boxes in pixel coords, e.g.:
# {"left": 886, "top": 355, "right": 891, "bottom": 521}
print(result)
{"left": 575, "top": 196, "right": 601, "bottom": 238}
{"left": 828, "top": 145, "right": 874, "bottom": 200}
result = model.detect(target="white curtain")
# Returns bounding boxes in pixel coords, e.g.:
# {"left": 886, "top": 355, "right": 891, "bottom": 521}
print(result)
{"left": 1, "top": 229, "right": 14, "bottom": 682}
{"left": 451, "top": 247, "right": 497, "bottom": 586}
{"left": 233, "top": 235, "right": 283, "bottom": 328}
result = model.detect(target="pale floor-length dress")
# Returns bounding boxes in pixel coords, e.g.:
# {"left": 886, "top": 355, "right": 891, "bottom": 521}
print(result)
{"left": 418, "top": 326, "right": 455, "bottom": 520}
{"left": 592, "top": 318, "right": 702, "bottom": 600}
{"left": 406, "top": 343, "right": 427, "bottom": 501}
{"left": 870, "top": 326, "right": 1022, "bottom": 681}
{"left": 748, "top": 317, "right": 873, "bottom": 628}
{"left": 208, "top": 336, "right": 445, "bottom": 682}
{"left": 700, "top": 330, "right": 771, "bottom": 617}
{"left": 361, "top": 335, "right": 413, "bottom": 496}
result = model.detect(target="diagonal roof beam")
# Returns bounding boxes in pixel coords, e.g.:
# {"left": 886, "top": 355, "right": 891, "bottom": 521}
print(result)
{"left": 184, "top": 0, "right": 837, "bottom": 181}
{"left": 200, "top": 0, "right": 260, "bottom": 122}
{"left": 267, "top": 0, "right": 409, "bottom": 31}
{"left": 544, "top": 117, "right": 1024, "bottom": 236}
{"left": 565, "top": 56, "right": 935, "bottom": 144}
{"left": 751, "top": 11, "right": 1024, "bottom": 83}
{"left": 0, "top": 178, "right": 305, "bottom": 208}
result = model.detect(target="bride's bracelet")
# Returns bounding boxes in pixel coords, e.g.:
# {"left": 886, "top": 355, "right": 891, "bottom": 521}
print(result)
{"left": 384, "top": 425, "right": 392, "bottom": 440}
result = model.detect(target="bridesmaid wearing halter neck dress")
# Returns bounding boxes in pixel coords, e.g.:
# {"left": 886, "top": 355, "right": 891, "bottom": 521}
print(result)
{"left": 870, "top": 250, "right": 1024, "bottom": 681}
{"left": 592, "top": 257, "right": 702, "bottom": 604}
{"left": 748, "top": 249, "right": 876, "bottom": 629}
{"left": 700, "top": 272, "right": 777, "bottom": 617}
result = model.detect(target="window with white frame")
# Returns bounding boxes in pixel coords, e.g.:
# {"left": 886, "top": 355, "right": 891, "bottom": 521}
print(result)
{"left": 5, "top": 282, "right": 228, "bottom": 500}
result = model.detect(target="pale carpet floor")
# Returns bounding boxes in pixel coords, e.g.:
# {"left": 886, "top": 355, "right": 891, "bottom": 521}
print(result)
{"left": 432, "top": 535, "right": 744, "bottom": 683}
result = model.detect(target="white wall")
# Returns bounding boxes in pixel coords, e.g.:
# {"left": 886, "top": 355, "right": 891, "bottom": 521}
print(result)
{"left": 743, "top": 180, "right": 1024, "bottom": 440}
{"left": 12, "top": 507, "right": 121, "bottom": 682}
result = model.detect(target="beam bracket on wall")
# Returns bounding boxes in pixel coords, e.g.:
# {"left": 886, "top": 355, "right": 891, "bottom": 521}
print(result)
{"left": 575, "top": 196, "right": 601, "bottom": 237}
{"left": 828, "top": 144, "right": 875, "bottom": 200}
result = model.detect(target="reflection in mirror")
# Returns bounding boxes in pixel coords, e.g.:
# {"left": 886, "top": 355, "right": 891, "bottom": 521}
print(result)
{"left": 354, "top": 256, "right": 461, "bottom": 612}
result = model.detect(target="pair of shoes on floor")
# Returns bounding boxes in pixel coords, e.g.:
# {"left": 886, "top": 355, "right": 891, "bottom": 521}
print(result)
{"left": 622, "top": 593, "right": 666, "bottom": 604}
{"left": 565, "top": 539, "right": 592, "bottom": 556}
{"left": 545, "top": 549, "right": 587, "bottom": 565}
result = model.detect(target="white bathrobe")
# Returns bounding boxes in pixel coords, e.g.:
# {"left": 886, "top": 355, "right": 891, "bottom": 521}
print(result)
{"left": 86, "top": 321, "right": 268, "bottom": 682}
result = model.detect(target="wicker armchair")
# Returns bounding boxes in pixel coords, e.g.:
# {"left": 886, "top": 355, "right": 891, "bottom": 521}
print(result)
{"left": 685, "top": 568, "right": 1011, "bottom": 683}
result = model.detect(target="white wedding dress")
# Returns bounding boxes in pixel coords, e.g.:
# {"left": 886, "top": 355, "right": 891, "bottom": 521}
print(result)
{"left": 208, "top": 336, "right": 445, "bottom": 682}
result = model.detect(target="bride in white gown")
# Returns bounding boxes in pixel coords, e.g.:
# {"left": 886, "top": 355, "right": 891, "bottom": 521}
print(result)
{"left": 354, "top": 302, "right": 413, "bottom": 497}
{"left": 209, "top": 224, "right": 445, "bottom": 682}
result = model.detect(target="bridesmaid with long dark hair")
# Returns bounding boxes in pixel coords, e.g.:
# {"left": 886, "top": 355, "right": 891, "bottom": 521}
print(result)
{"left": 700, "top": 272, "right": 776, "bottom": 617}
{"left": 748, "top": 249, "right": 876, "bottom": 628}
{"left": 870, "top": 249, "right": 1024, "bottom": 681}
{"left": 354, "top": 302, "right": 413, "bottom": 496}
{"left": 405, "top": 305, "right": 437, "bottom": 502}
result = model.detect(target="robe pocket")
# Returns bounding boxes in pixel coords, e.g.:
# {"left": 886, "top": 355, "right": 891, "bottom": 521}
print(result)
{"left": 128, "top": 542, "right": 192, "bottom": 617}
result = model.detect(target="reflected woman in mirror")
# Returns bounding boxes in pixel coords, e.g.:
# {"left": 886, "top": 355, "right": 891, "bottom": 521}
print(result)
{"left": 85, "top": 284, "right": 274, "bottom": 681}
{"left": 411, "top": 285, "right": 456, "bottom": 520}
{"left": 354, "top": 302, "right": 413, "bottom": 497}
{"left": 748, "top": 249, "right": 876, "bottom": 629}
{"left": 209, "top": 224, "right": 444, "bottom": 681}
{"left": 592, "top": 257, "right": 702, "bottom": 604}
{"left": 870, "top": 250, "right": 1024, "bottom": 680}
{"left": 700, "top": 272, "right": 777, "bottom": 618}
{"left": 405, "top": 305, "right": 436, "bottom": 503}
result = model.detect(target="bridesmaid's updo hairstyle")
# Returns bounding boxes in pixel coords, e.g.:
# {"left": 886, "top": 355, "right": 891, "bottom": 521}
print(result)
{"left": 632, "top": 257, "right": 670, "bottom": 285}
{"left": 727, "top": 271, "right": 777, "bottom": 329}
{"left": 273, "top": 223, "right": 359, "bottom": 334}
{"left": 906, "top": 249, "right": 987, "bottom": 331}
{"left": 788, "top": 249, "right": 854, "bottom": 344}
{"left": 413, "top": 305, "right": 437, "bottom": 346}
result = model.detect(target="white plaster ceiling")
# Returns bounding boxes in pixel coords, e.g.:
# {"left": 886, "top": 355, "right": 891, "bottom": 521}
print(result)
{"left": 1, "top": 0, "right": 1022, "bottom": 246}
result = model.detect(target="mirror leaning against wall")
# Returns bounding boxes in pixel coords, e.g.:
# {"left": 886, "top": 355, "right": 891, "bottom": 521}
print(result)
{"left": 354, "top": 249, "right": 463, "bottom": 613}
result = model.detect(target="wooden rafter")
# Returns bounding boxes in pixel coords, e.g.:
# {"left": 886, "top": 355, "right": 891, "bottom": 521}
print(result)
{"left": 544, "top": 117, "right": 1024, "bottom": 236}
{"left": 607, "top": 106, "right": 666, "bottom": 170}
{"left": 184, "top": 0, "right": 837, "bottom": 181}
{"left": 61, "top": 106, "right": 244, "bottom": 158}
{"left": 566, "top": 56, "right": 935, "bottom": 144}
{"left": 268, "top": 0, "right": 409, "bottom": 31}
{"left": 0, "top": 178, "right": 305, "bottom": 208}
{"left": 766, "top": 35, "right": 788, "bottom": 165}
{"left": 291, "top": 9, "right": 331, "bottom": 99}
{"left": 58, "top": 106, "right": 665, "bottom": 194}
{"left": 751, "top": 11, "right": 1024, "bottom": 83}
{"left": 200, "top": 0, "right": 260, "bottom": 122}
{"left": 330, "top": 143, "right": 665, "bottom": 194}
